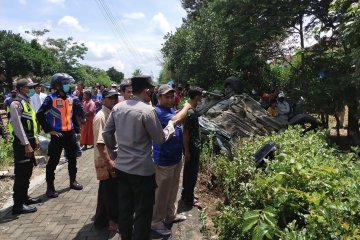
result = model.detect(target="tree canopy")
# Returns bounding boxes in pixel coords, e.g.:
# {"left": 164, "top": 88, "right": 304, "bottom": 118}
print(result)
{"left": 106, "top": 67, "right": 124, "bottom": 83}
{"left": 0, "top": 30, "right": 112, "bottom": 88}
{"left": 161, "top": 0, "right": 360, "bottom": 138}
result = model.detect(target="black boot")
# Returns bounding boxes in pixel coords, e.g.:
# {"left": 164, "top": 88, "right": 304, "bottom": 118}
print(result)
{"left": 12, "top": 204, "right": 37, "bottom": 214}
{"left": 46, "top": 183, "right": 59, "bottom": 198}
{"left": 25, "top": 197, "right": 42, "bottom": 205}
{"left": 70, "top": 180, "right": 83, "bottom": 190}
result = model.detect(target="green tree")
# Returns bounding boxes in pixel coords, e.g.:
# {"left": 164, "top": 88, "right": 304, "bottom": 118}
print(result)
{"left": 0, "top": 30, "right": 58, "bottom": 87}
{"left": 162, "top": 0, "right": 359, "bottom": 140}
{"left": 46, "top": 37, "right": 88, "bottom": 71}
{"left": 106, "top": 67, "right": 124, "bottom": 83}
{"left": 69, "top": 65, "right": 111, "bottom": 87}
{"left": 132, "top": 68, "right": 143, "bottom": 77}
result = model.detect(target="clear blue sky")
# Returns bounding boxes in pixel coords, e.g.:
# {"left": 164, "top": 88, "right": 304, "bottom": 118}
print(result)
{"left": 0, "top": 0, "right": 186, "bottom": 80}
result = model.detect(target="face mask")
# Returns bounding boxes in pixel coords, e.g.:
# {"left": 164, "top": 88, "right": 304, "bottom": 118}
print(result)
{"left": 27, "top": 89, "right": 35, "bottom": 97}
{"left": 63, "top": 84, "right": 71, "bottom": 93}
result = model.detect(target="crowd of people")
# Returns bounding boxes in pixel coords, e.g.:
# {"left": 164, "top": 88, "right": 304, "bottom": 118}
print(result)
{"left": 2, "top": 73, "right": 203, "bottom": 239}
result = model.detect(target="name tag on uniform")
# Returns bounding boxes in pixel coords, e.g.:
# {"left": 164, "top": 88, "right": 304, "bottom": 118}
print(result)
{"left": 56, "top": 99, "right": 64, "bottom": 108}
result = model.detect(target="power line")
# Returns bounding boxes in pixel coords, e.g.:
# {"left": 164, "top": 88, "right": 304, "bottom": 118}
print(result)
{"left": 103, "top": 0, "right": 144, "bottom": 60}
{"left": 94, "top": 0, "right": 142, "bottom": 61}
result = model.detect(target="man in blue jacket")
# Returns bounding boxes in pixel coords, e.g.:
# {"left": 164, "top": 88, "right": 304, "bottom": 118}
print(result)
{"left": 151, "top": 85, "right": 187, "bottom": 236}
{"left": 37, "top": 73, "right": 83, "bottom": 198}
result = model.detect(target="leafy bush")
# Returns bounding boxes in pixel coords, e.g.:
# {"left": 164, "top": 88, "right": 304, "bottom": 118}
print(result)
{"left": 0, "top": 139, "right": 13, "bottom": 169}
{"left": 212, "top": 127, "right": 360, "bottom": 239}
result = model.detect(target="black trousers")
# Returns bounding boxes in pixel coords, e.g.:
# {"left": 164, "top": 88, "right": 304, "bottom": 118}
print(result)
{"left": 181, "top": 147, "right": 200, "bottom": 203}
{"left": 46, "top": 130, "right": 77, "bottom": 185}
{"left": 13, "top": 138, "right": 36, "bottom": 206}
{"left": 115, "top": 169, "right": 156, "bottom": 240}
{"left": 94, "top": 176, "right": 118, "bottom": 228}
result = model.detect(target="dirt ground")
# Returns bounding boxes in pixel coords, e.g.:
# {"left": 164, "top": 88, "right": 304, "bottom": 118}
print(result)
{"left": 0, "top": 165, "right": 45, "bottom": 209}
{"left": 196, "top": 171, "right": 223, "bottom": 239}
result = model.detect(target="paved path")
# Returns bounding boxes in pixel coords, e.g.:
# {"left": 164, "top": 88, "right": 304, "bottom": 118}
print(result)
{"left": 0, "top": 149, "right": 203, "bottom": 239}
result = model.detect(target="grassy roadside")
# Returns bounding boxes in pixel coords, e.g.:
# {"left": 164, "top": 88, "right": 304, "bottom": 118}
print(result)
{"left": 0, "top": 139, "right": 13, "bottom": 170}
{"left": 199, "top": 127, "right": 360, "bottom": 239}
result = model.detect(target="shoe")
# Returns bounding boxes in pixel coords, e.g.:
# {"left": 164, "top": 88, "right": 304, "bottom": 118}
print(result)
{"left": 46, "top": 188, "right": 59, "bottom": 198}
{"left": 12, "top": 204, "right": 37, "bottom": 214}
{"left": 165, "top": 214, "right": 187, "bottom": 224}
{"left": 81, "top": 146, "right": 88, "bottom": 151}
{"left": 151, "top": 224, "right": 171, "bottom": 236}
{"left": 25, "top": 197, "right": 42, "bottom": 205}
{"left": 70, "top": 180, "right": 83, "bottom": 190}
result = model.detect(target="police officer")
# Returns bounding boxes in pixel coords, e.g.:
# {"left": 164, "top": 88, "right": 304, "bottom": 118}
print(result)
{"left": 8, "top": 78, "right": 41, "bottom": 214}
{"left": 37, "top": 73, "right": 83, "bottom": 198}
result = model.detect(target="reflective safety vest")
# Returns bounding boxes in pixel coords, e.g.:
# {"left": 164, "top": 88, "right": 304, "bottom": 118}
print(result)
{"left": 46, "top": 93, "right": 74, "bottom": 132}
{"left": 7, "top": 98, "right": 37, "bottom": 142}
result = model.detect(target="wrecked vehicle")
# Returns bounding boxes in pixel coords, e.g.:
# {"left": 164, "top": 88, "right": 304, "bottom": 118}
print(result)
{"left": 197, "top": 76, "right": 318, "bottom": 158}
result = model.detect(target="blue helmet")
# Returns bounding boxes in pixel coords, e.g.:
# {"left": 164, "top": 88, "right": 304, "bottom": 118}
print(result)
{"left": 50, "top": 73, "right": 75, "bottom": 90}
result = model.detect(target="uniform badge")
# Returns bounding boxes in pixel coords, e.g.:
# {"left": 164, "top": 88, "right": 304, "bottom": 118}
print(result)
{"left": 56, "top": 99, "right": 64, "bottom": 108}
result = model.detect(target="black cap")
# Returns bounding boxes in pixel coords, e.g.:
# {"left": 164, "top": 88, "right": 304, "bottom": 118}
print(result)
{"left": 16, "top": 78, "right": 38, "bottom": 90}
{"left": 157, "top": 84, "right": 175, "bottom": 96}
{"left": 102, "top": 88, "right": 119, "bottom": 98}
{"left": 131, "top": 76, "right": 155, "bottom": 93}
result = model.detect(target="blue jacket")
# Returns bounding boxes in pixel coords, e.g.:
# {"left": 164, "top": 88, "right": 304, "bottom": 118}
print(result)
{"left": 153, "top": 105, "right": 183, "bottom": 166}
{"left": 37, "top": 93, "right": 80, "bottom": 134}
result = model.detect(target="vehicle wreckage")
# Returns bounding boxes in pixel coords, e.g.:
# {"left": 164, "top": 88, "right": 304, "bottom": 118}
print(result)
{"left": 197, "top": 76, "right": 318, "bottom": 158}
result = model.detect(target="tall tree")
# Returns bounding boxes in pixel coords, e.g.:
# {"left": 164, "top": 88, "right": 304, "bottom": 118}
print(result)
{"left": 106, "top": 67, "right": 124, "bottom": 83}
{"left": 132, "top": 68, "right": 143, "bottom": 77}
{"left": 162, "top": 0, "right": 359, "bottom": 140}
{"left": 0, "top": 30, "right": 57, "bottom": 87}
{"left": 46, "top": 37, "right": 88, "bottom": 71}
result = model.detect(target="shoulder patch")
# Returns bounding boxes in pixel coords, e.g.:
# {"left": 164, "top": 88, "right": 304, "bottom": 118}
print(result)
{"left": 56, "top": 99, "right": 64, "bottom": 108}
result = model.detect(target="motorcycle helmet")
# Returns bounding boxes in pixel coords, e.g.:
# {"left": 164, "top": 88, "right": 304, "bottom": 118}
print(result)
{"left": 50, "top": 73, "right": 75, "bottom": 91}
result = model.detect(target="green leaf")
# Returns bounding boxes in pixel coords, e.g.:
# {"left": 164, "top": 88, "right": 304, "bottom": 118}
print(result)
{"left": 242, "top": 217, "right": 259, "bottom": 233}
{"left": 252, "top": 225, "right": 264, "bottom": 240}
{"left": 242, "top": 210, "right": 261, "bottom": 233}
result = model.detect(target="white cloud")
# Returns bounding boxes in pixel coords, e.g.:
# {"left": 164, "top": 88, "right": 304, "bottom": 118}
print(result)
{"left": 58, "top": 16, "right": 86, "bottom": 32}
{"left": 151, "top": 12, "right": 171, "bottom": 35}
{"left": 85, "top": 41, "right": 120, "bottom": 60}
{"left": 47, "top": 0, "right": 65, "bottom": 4}
{"left": 44, "top": 20, "right": 53, "bottom": 31}
{"left": 123, "top": 12, "right": 145, "bottom": 20}
{"left": 18, "top": 0, "right": 27, "bottom": 5}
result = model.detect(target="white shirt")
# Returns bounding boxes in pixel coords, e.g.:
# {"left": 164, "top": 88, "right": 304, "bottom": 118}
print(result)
{"left": 30, "top": 92, "right": 47, "bottom": 113}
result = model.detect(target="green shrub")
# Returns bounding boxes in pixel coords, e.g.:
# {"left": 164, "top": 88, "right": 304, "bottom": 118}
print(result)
{"left": 0, "top": 139, "right": 13, "bottom": 169}
{"left": 212, "top": 127, "right": 360, "bottom": 239}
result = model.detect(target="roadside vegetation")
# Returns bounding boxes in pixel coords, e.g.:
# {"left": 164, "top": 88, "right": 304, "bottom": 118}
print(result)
{"left": 0, "top": 139, "right": 13, "bottom": 170}
{"left": 200, "top": 127, "right": 359, "bottom": 239}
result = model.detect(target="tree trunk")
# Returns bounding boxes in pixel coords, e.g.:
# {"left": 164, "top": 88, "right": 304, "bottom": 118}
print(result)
{"left": 299, "top": 15, "right": 305, "bottom": 69}
{"left": 347, "top": 103, "right": 360, "bottom": 145}
{"left": 320, "top": 114, "right": 329, "bottom": 128}
{"left": 334, "top": 114, "right": 341, "bottom": 138}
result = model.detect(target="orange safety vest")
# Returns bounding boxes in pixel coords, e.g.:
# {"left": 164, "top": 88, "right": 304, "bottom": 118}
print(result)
{"left": 46, "top": 93, "right": 74, "bottom": 132}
